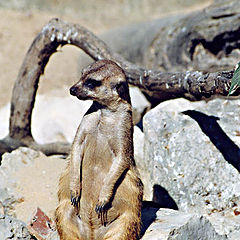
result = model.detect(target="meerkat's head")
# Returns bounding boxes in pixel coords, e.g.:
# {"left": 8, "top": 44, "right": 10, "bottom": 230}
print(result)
{"left": 70, "top": 60, "right": 130, "bottom": 106}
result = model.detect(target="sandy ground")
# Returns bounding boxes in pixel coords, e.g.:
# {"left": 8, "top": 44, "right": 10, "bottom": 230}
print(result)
{"left": 0, "top": 0, "right": 213, "bottom": 227}
{"left": 0, "top": 8, "right": 86, "bottom": 108}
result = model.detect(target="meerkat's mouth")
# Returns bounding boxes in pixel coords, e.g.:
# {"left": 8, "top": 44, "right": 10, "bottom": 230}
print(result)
{"left": 70, "top": 86, "right": 89, "bottom": 100}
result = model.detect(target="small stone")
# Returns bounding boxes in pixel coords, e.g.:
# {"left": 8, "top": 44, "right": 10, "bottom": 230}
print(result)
{"left": 28, "top": 208, "right": 55, "bottom": 240}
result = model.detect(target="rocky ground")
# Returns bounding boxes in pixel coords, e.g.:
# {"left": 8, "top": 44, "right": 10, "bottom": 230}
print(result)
{"left": 1, "top": 95, "right": 240, "bottom": 239}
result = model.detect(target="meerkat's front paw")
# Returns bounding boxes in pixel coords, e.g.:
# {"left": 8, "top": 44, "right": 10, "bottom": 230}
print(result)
{"left": 70, "top": 177, "right": 81, "bottom": 209}
{"left": 95, "top": 198, "right": 111, "bottom": 226}
{"left": 71, "top": 190, "right": 81, "bottom": 209}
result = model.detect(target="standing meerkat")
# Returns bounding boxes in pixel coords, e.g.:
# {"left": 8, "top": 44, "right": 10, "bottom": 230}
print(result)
{"left": 55, "top": 59, "right": 143, "bottom": 240}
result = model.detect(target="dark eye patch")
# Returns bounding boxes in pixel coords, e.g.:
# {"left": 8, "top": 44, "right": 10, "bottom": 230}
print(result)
{"left": 84, "top": 78, "right": 102, "bottom": 89}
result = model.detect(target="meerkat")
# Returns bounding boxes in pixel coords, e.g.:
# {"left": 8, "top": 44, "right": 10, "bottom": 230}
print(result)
{"left": 55, "top": 59, "right": 143, "bottom": 240}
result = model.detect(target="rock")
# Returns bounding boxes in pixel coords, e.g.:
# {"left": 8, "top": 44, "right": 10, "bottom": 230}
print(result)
{"left": 0, "top": 147, "right": 65, "bottom": 239}
{"left": 0, "top": 89, "right": 91, "bottom": 144}
{"left": 0, "top": 90, "right": 92, "bottom": 144}
{"left": 0, "top": 147, "right": 66, "bottom": 222}
{"left": 134, "top": 126, "right": 152, "bottom": 200}
{"left": 0, "top": 214, "right": 34, "bottom": 239}
{"left": 0, "top": 148, "right": 43, "bottom": 216}
{"left": 32, "top": 93, "right": 92, "bottom": 144}
{"left": 130, "top": 86, "right": 151, "bottom": 125}
{"left": 28, "top": 208, "right": 56, "bottom": 240}
{"left": 141, "top": 208, "right": 227, "bottom": 240}
{"left": 0, "top": 188, "right": 19, "bottom": 217}
{"left": 207, "top": 209, "right": 240, "bottom": 240}
{"left": 0, "top": 88, "right": 149, "bottom": 144}
{"left": 143, "top": 98, "right": 240, "bottom": 237}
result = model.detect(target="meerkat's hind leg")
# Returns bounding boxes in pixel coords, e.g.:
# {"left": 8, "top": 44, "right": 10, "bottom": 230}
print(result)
{"left": 100, "top": 211, "right": 141, "bottom": 240}
{"left": 55, "top": 199, "right": 84, "bottom": 240}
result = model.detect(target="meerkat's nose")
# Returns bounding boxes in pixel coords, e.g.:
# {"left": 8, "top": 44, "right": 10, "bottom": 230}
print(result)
{"left": 70, "top": 86, "right": 78, "bottom": 96}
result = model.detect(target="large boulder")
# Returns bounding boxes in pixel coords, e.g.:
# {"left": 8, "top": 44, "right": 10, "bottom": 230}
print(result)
{"left": 0, "top": 147, "right": 66, "bottom": 222}
{"left": 143, "top": 98, "right": 240, "bottom": 237}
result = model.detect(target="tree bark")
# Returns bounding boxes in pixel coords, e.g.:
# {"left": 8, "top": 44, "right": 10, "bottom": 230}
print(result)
{"left": 143, "top": 0, "right": 240, "bottom": 73}
{"left": 103, "top": 0, "right": 240, "bottom": 74}
{"left": 1, "top": 1, "right": 240, "bottom": 156}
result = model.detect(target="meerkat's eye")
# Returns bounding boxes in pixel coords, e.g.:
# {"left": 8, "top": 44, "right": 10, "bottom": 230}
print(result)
{"left": 84, "top": 78, "right": 102, "bottom": 89}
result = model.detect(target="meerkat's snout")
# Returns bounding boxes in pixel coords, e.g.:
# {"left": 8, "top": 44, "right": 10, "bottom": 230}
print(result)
{"left": 69, "top": 81, "right": 89, "bottom": 100}
{"left": 70, "top": 86, "right": 78, "bottom": 96}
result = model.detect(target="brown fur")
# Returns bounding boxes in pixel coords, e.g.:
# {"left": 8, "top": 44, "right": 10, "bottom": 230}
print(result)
{"left": 55, "top": 60, "right": 143, "bottom": 240}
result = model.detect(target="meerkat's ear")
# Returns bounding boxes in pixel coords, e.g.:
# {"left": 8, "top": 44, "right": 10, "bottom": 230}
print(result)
{"left": 116, "top": 82, "right": 131, "bottom": 103}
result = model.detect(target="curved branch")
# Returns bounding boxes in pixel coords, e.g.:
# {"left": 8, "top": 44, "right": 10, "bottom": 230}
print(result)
{"left": 9, "top": 18, "right": 117, "bottom": 141}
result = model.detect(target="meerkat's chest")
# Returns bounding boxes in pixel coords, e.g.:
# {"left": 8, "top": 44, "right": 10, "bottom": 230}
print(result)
{"left": 82, "top": 129, "right": 115, "bottom": 171}
{"left": 80, "top": 113, "right": 120, "bottom": 179}
{"left": 80, "top": 130, "right": 115, "bottom": 201}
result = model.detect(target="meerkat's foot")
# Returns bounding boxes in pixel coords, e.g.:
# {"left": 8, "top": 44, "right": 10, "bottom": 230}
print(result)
{"left": 56, "top": 199, "right": 83, "bottom": 240}
{"left": 100, "top": 210, "right": 141, "bottom": 240}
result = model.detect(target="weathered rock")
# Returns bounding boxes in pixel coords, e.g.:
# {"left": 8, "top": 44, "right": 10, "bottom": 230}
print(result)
{"left": 207, "top": 210, "right": 240, "bottom": 240}
{"left": 0, "top": 148, "right": 42, "bottom": 216}
{"left": 46, "top": 231, "right": 60, "bottom": 240}
{"left": 0, "top": 214, "right": 34, "bottom": 239}
{"left": 0, "top": 147, "right": 66, "bottom": 222}
{"left": 143, "top": 98, "right": 240, "bottom": 237}
{"left": 141, "top": 208, "right": 227, "bottom": 240}
{"left": 0, "top": 188, "right": 19, "bottom": 217}
{"left": 32, "top": 93, "right": 92, "bottom": 144}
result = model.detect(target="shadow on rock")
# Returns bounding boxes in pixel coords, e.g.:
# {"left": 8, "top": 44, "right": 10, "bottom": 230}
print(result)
{"left": 152, "top": 184, "right": 178, "bottom": 210}
{"left": 183, "top": 110, "right": 240, "bottom": 172}
{"left": 140, "top": 185, "right": 178, "bottom": 237}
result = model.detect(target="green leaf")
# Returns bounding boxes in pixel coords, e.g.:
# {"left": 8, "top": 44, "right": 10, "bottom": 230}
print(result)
{"left": 229, "top": 61, "right": 240, "bottom": 95}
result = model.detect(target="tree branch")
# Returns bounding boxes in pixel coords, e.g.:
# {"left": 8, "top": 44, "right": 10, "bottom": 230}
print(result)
{"left": 1, "top": 17, "right": 237, "bottom": 156}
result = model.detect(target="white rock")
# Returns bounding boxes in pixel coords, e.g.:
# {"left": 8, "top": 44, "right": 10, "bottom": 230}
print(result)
{"left": 143, "top": 97, "right": 240, "bottom": 237}
{"left": 0, "top": 87, "right": 149, "bottom": 144}
{"left": 130, "top": 86, "right": 151, "bottom": 125}
{"left": 0, "top": 147, "right": 66, "bottom": 221}
{"left": 0, "top": 90, "right": 92, "bottom": 144}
